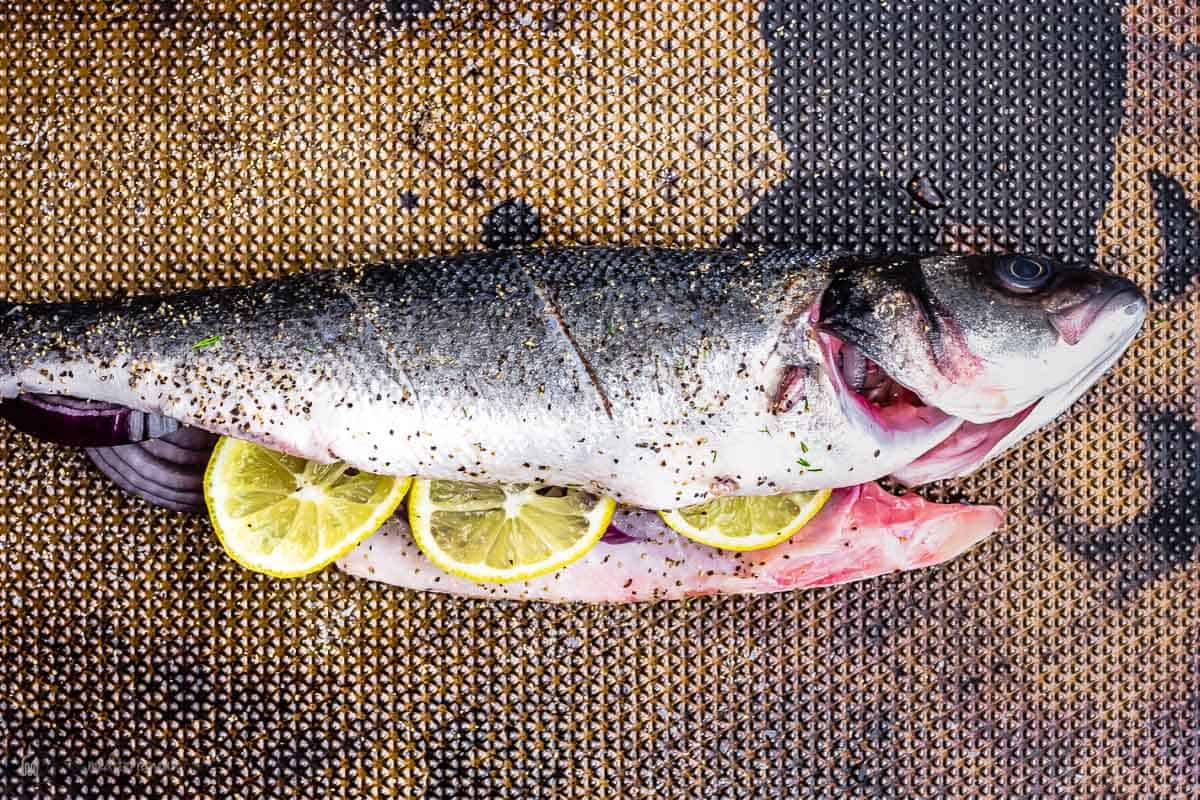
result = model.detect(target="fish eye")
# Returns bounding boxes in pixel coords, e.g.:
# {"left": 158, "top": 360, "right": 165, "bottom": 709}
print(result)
{"left": 994, "top": 256, "right": 1053, "bottom": 293}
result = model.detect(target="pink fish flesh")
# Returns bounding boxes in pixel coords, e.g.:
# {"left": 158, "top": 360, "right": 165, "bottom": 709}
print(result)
{"left": 337, "top": 482, "right": 1003, "bottom": 602}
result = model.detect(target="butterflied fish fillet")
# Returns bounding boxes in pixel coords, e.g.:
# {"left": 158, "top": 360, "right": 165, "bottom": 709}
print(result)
{"left": 338, "top": 482, "right": 1002, "bottom": 602}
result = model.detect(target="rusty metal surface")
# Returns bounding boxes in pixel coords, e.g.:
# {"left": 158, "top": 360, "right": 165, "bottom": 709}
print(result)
{"left": 0, "top": 1, "right": 1197, "bottom": 796}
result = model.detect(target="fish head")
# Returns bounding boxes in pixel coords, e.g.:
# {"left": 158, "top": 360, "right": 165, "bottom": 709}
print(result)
{"left": 815, "top": 253, "right": 1146, "bottom": 482}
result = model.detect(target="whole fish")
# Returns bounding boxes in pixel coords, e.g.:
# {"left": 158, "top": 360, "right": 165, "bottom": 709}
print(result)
{"left": 0, "top": 248, "right": 1145, "bottom": 510}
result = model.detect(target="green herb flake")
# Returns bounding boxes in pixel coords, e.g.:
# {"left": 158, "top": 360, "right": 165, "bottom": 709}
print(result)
{"left": 795, "top": 457, "right": 811, "bottom": 468}
{"left": 192, "top": 334, "right": 223, "bottom": 349}
{"left": 800, "top": 441, "right": 809, "bottom": 453}
{"left": 758, "top": 425, "right": 771, "bottom": 437}
{"left": 711, "top": 450, "right": 718, "bottom": 464}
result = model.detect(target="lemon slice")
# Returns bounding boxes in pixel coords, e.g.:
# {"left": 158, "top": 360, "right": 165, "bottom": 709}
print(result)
{"left": 658, "top": 489, "right": 832, "bottom": 551}
{"left": 407, "top": 479, "right": 615, "bottom": 583}
{"left": 204, "top": 437, "right": 411, "bottom": 578}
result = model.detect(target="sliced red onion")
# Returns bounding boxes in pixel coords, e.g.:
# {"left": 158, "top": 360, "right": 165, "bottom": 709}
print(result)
{"left": 0, "top": 393, "right": 180, "bottom": 447}
{"left": 600, "top": 508, "right": 673, "bottom": 544}
{"left": 600, "top": 522, "right": 638, "bottom": 545}
{"left": 85, "top": 426, "right": 217, "bottom": 513}
{"left": 138, "top": 433, "right": 214, "bottom": 465}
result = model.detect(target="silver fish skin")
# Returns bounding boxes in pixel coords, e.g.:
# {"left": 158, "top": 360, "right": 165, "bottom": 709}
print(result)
{"left": 0, "top": 248, "right": 1144, "bottom": 509}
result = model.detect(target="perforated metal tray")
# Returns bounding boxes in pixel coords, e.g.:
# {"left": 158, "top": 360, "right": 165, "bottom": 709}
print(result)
{"left": 0, "top": 1, "right": 1197, "bottom": 796}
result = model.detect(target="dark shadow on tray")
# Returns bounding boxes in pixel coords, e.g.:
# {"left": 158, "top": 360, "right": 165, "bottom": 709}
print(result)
{"left": 729, "top": 1, "right": 1125, "bottom": 263}
{"left": 1149, "top": 170, "right": 1200, "bottom": 302}
{"left": 1061, "top": 171, "right": 1200, "bottom": 598}
{"left": 1058, "top": 411, "right": 1200, "bottom": 600}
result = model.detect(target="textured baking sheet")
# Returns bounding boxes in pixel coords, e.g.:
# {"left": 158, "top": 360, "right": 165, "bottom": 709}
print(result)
{"left": 0, "top": 0, "right": 1197, "bottom": 796}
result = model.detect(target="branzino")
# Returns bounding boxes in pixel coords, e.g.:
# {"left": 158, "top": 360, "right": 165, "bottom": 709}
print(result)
{"left": 0, "top": 248, "right": 1146, "bottom": 509}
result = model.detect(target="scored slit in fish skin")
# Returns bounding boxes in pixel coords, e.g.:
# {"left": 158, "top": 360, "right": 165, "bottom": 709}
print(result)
{"left": 0, "top": 247, "right": 1146, "bottom": 509}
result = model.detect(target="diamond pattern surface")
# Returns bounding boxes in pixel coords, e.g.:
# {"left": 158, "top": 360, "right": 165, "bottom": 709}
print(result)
{"left": 0, "top": 1, "right": 1197, "bottom": 797}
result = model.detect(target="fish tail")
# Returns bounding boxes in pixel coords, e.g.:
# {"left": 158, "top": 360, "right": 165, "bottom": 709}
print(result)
{"left": 0, "top": 301, "right": 27, "bottom": 397}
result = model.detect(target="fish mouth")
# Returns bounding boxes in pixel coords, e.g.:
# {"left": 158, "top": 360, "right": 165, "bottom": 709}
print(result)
{"left": 885, "top": 288, "right": 1146, "bottom": 485}
{"left": 816, "top": 331, "right": 1039, "bottom": 485}
{"left": 888, "top": 405, "right": 1036, "bottom": 486}
{"left": 944, "top": 296, "right": 1144, "bottom": 468}
{"left": 1049, "top": 285, "right": 1144, "bottom": 346}
{"left": 817, "top": 281, "right": 1145, "bottom": 486}
{"left": 816, "top": 332, "right": 955, "bottom": 436}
